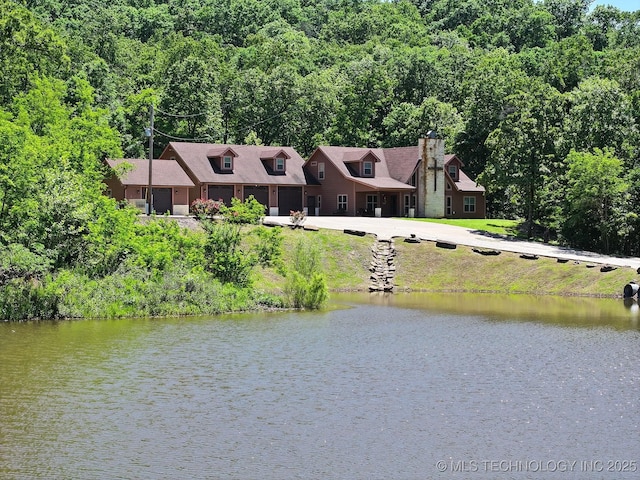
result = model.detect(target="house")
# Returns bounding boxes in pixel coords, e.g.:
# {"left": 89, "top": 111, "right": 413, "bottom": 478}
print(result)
{"left": 442, "top": 153, "right": 486, "bottom": 219}
{"left": 104, "top": 158, "right": 195, "bottom": 215}
{"left": 302, "top": 146, "right": 417, "bottom": 216}
{"left": 159, "top": 142, "right": 308, "bottom": 215}
{"left": 303, "top": 137, "right": 485, "bottom": 218}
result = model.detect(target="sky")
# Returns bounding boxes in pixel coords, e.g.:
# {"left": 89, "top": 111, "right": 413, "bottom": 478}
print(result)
{"left": 590, "top": 0, "right": 639, "bottom": 11}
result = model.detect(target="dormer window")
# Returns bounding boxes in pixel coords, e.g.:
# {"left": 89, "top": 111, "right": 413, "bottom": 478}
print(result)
{"left": 363, "top": 161, "right": 373, "bottom": 177}
{"left": 275, "top": 157, "right": 285, "bottom": 172}
{"left": 223, "top": 156, "right": 233, "bottom": 170}
{"left": 448, "top": 164, "right": 457, "bottom": 180}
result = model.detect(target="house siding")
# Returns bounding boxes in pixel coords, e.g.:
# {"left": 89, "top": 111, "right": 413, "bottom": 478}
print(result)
{"left": 309, "top": 150, "right": 357, "bottom": 215}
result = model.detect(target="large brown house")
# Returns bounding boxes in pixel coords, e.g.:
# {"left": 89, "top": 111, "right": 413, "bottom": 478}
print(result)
{"left": 302, "top": 146, "right": 417, "bottom": 216}
{"left": 302, "top": 138, "right": 485, "bottom": 218}
{"left": 105, "top": 138, "right": 484, "bottom": 218}
{"left": 159, "top": 142, "right": 308, "bottom": 215}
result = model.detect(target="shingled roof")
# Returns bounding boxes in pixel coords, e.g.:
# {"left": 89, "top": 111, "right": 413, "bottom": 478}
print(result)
{"left": 311, "top": 146, "right": 415, "bottom": 191}
{"left": 163, "top": 142, "right": 307, "bottom": 186}
{"left": 105, "top": 158, "right": 194, "bottom": 187}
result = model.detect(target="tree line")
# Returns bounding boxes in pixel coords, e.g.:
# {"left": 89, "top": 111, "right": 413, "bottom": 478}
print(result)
{"left": 1, "top": 0, "right": 640, "bottom": 258}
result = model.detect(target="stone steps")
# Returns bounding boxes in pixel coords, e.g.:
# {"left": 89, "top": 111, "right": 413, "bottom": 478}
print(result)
{"left": 369, "top": 238, "right": 396, "bottom": 292}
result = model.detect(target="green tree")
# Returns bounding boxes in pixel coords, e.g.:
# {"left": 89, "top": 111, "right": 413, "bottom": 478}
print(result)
{"left": 561, "top": 149, "right": 629, "bottom": 254}
{"left": 560, "top": 77, "right": 636, "bottom": 163}
{"left": 382, "top": 97, "right": 463, "bottom": 148}
{"left": 482, "top": 81, "right": 564, "bottom": 230}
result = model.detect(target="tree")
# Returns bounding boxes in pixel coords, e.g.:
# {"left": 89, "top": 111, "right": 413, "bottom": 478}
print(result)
{"left": 561, "top": 149, "right": 629, "bottom": 254}
{"left": 0, "top": 0, "right": 69, "bottom": 104}
{"left": 560, "top": 77, "right": 636, "bottom": 164}
{"left": 455, "top": 49, "right": 528, "bottom": 178}
{"left": 482, "top": 81, "right": 564, "bottom": 230}
{"left": 382, "top": 97, "right": 463, "bottom": 149}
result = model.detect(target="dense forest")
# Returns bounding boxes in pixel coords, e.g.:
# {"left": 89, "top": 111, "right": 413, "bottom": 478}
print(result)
{"left": 1, "top": 0, "right": 639, "bottom": 318}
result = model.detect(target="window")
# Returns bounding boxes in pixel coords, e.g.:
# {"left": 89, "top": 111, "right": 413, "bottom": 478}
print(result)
{"left": 223, "top": 156, "right": 233, "bottom": 170}
{"left": 446, "top": 196, "right": 452, "bottom": 216}
{"left": 366, "top": 194, "right": 378, "bottom": 212}
{"left": 275, "top": 157, "right": 285, "bottom": 172}
{"left": 448, "top": 164, "right": 457, "bottom": 180}
{"left": 337, "top": 194, "right": 347, "bottom": 211}
{"left": 464, "top": 196, "right": 476, "bottom": 213}
{"left": 317, "top": 195, "right": 321, "bottom": 210}
{"left": 318, "top": 162, "right": 325, "bottom": 180}
{"left": 363, "top": 161, "right": 373, "bottom": 177}
{"left": 410, "top": 172, "right": 417, "bottom": 187}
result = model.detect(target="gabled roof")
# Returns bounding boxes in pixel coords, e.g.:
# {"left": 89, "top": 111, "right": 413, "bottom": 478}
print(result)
{"left": 163, "top": 142, "right": 306, "bottom": 185}
{"left": 309, "top": 146, "right": 415, "bottom": 191}
{"left": 444, "top": 154, "right": 484, "bottom": 192}
{"left": 207, "top": 146, "right": 238, "bottom": 158}
{"left": 105, "top": 158, "right": 194, "bottom": 187}
{"left": 448, "top": 169, "right": 485, "bottom": 193}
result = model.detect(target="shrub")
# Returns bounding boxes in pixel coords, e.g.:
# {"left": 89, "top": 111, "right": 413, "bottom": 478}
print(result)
{"left": 203, "top": 222, "right": 256, "bottom": 286}
{"left": 252, "top": 226, "right": 284, "bottom": 269}
{"left": 191, "top": 198, "right": 224, "bottom": 219}
{"left": 289, "top": 210, "right": 306, "bottom": 228}
{"left": 284, "top": 239, "right": 328, "bottom": 309}
{"left": 221, "top": 196, "right": 266, "bottom": 224}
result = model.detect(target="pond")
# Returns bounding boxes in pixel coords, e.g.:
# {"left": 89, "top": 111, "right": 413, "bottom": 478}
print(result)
{"left": 1, "top": 293, "right": 639, "bottom": 479}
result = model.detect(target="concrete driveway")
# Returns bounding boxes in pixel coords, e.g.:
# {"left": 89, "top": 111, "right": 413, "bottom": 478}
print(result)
{"left": 266, "top": 215, "right": 640, "bottom": 270}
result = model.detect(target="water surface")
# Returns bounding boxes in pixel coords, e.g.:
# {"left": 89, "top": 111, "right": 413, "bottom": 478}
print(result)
{"left": 1, "top": 293, "right": 639, "bottom": 479}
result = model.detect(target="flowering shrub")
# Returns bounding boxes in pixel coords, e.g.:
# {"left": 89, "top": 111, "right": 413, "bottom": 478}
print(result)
{"left": 289, "top": 210, "right": 306, "bottom": 228}
{"left": 191, "top": 198, "right": 224, "bottom": 218}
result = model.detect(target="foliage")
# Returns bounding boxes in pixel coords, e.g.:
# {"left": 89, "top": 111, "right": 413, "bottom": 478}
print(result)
{"left": 191, "top": 198, "right": 224, "bottom": 219}
{"left": 0, "top": 0, "right": 639, "bottom": 320}
{"left": 284, "top": 239, "right": 328, "bottom": 309}
{"left": 560, "top": 149, "right": 629, "bottom": 254}
{"left": 220, "top": 195, "right": 266, "bottom": 224}
{"left": 252, "top": 226, "right": 284, "bottom": 270}
{"left": 202, "top": 221, "right": 255, "bottom": 286}
{"left": 289, "top": 210, "right": 306, "bottom": 228}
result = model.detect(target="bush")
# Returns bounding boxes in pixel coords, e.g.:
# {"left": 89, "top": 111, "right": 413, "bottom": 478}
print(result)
{"left": 290, "top": 210, "right": 306, "bottom": 228}
{"left": 283, "top": 239, "right": 328, "bottom": 309}
{"left": 252, "top": 226, "right": 284, "bottom": 269}
{"left": 203, "top": 222, "right": 256, "bottom": 286}
{"left": 221, "top": 196, "right": 266, "bottom": 224}
{"left": 191, "top": 198, "right": 224, "bottom": 219}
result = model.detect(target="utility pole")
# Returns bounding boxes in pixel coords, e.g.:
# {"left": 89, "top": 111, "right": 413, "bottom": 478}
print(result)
{"left": 146, "top": 104, "right": 154, "bottom": 215}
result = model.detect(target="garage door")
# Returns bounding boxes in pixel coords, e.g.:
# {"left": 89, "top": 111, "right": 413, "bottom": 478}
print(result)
{"left": 278, "top": 187, "right": 303, "bottom": 215}
{"left": 153, "top": 188, "right": 172, "bottom": 215}
{"left": 243, "top": 186, "right": 269, "bottom": 212}
{"left": 208, "top": 185, "right": 234, "bottom": 205}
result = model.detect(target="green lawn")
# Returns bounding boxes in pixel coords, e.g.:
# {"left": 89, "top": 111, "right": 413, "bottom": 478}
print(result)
{"left": 403, "top": 218, "right": 520, "bottom": 236}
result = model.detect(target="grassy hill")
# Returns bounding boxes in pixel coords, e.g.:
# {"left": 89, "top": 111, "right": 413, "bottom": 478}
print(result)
{"left": 254, "top": 225, "right": 636, "bottom": 298}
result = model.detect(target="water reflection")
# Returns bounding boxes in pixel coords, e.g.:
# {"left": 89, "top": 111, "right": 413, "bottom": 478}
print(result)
{"left": 335, "top": 292, "right": 640, "bottom": 331}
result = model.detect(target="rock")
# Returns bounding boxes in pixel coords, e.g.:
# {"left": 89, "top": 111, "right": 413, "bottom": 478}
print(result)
{"left": 472, "top": 248, "right": 501, "bottom": 256}
{"left": 435, "top": 240, "right": 456, "bottom": 249}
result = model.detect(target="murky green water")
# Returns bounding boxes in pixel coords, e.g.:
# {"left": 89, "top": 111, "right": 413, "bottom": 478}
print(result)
{"left": 1, "top": 293, "right": 639, "bottom": 479}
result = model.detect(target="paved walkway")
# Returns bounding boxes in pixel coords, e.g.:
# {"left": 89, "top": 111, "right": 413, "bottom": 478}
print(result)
{"left": 266, "top": 216, "right": 640, "bottom": 270}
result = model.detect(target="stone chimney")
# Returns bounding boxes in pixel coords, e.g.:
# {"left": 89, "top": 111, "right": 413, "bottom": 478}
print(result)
{"left": 417, "top": 132, "right": 445, "bottom": 218}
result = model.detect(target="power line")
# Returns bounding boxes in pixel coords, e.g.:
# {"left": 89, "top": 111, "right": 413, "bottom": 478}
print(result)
{"left": 154, "top": 106, "right": 208, "bottom": 119}
{"left": 152, "top": 127, "right": 214, "bottom": 143}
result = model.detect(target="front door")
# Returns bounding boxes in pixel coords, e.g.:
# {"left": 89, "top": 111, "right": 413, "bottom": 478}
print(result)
{"left": 307, "top": 196, "right": 316, "bottom": 216}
